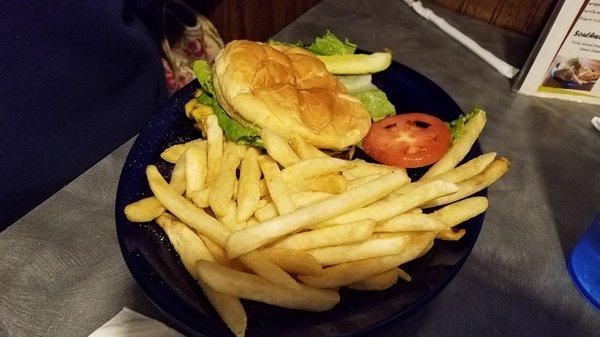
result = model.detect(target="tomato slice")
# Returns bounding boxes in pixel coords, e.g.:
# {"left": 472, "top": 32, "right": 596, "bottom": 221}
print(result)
{"left": 362, "top": 113, "right": 451, "bottom": 168}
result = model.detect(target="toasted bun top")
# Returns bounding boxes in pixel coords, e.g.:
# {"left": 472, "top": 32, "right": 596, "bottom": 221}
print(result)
{"left": 213, "top": 40, "right": 371, "bottom": 150}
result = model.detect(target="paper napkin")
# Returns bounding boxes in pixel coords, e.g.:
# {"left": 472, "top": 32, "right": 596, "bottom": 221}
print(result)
{"left": 89, "top": 308, "right": 183, "bottom": 337}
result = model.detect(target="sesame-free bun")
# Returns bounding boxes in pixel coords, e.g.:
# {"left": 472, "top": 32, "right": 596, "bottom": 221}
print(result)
{"left": 213, "top": 40, "right": 371, "bottom": 150}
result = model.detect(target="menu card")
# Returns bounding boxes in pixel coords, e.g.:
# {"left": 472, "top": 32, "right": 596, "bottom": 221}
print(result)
{"left": 515, "top": 0, "right": 600, "bottom": 105}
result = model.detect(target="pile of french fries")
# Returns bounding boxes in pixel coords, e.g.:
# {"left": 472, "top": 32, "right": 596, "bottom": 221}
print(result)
{"left": 124, "top": 96, "right": 509, "bottom": 337}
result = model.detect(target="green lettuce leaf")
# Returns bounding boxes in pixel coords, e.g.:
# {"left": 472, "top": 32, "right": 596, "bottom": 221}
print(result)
{"left": 447, "top": 105, "right": 483, "bottom": 141}
{"left": 357, "top": 89, "right": 396, "bottom": 121}
{"left": 267, "top": 38, "right": 304, "bottom": 48}
{"left": 306, "top": 30, "right": 356, "bottom": 56}
{"left": 197, "top": 93, "right": 264, "bottom": 148}
{"left": 192, "top": 61, "right": 263, "bottom": 147}
{"left": 192, "top": 60, "right": 214, "bottom": 96}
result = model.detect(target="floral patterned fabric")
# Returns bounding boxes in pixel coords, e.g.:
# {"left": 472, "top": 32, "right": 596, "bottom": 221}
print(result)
{"left": 161, "top": 15, "right": 224, "bottom": 95}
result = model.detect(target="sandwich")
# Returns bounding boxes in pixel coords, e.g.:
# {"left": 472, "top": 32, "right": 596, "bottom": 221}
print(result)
{"left": 192, "top": 31, "right": 395, "bottom": 150}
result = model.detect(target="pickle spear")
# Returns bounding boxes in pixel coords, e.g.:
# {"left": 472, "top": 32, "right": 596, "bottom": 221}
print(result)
{"left": 317, "top": 51, "right": 392, "bottom": 74}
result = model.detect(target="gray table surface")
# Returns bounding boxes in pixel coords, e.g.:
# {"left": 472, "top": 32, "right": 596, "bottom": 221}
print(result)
{"left": 1, "top": 1, "right": 599, "bottom": 336}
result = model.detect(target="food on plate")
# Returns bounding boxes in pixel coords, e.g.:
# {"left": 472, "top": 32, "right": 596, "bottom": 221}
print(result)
{"left": 362, "top": 113, "right": 452, "bottom": 168}
{"left": 236, "top": 147, "right": 261, "bottom": 222}
{"left": 155, "top": 213, "right": 247, "bottom": 337}
{"left": 271, "top": 220, "right": 375, "bottom": 251}
{"left": 374, "top": 213, "right": 449, "bottom": 232}
{"left": 307, "top": 234, "right": 410, "bottom": 266}
{"left": 317, "top": 51, "right": 393, "bottom": 75}
{"left": 211, "top": 40, "right": 372, "bottom": 150}
{"left": 237, "top": 250, "right": 301, "bottom": 290}
{"left": 421, "top": 106, "right": 486, "bottom": 177}
{"left": 259, "top": 247, "right": 323, "bottom": 275}
{"left": 184, "top": 143, "right": 207, "bottom": 198}
{"left": 123, "top": 196, "right": 165, "bottom": 223}
{"left": 196, "top": 260, "right": 340, "bottom": 311}
{"left": 226, "top": 171, "right": 409, "bottom": 258}
{"left": 123, "top": 32, "right": 511, "bottom": 337}
{"left": 395, "top": 152, "right": 496, "bottom": 195}
{"left": 347, "top": 268, "right": 402, "bottom": 291}
{"left": 422, "top": 157, "right": 509, "bottom": 208}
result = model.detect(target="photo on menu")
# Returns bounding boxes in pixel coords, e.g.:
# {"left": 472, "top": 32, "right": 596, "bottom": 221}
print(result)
{"left": 541, "top": 55, "right": 600, "bottom": 92}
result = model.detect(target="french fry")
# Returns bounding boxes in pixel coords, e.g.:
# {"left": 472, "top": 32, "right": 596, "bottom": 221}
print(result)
{"left": 196, "top": 260, "right": 340, "bottom": 311}
{"left": 307, "top": 235, "right": 410, "bottom": 266}
{"left": 219, "top": 203, "right": 246, "bottom": 232}
{"left": 199, "top": 279, "right": 247, "bottom": 337}
{"left": 155, "top": 214, "right": 246, "bottom": 337}
{"left": 170, "top": 156, "right": 187, "bottom": 194}
{"left": 375, "top": 213, "right": 449, "bottom": 232}
{"left": 198, "top": 232, "right": 229, "bottom": 266}
{"left": 160, "top": 139, "right": 205, "bottom": 164}
{"left": 246, "top": 217, "right": 259, "bottom": 226}
{"left": 125, "top": 156, "right": 187, "bottom": 222}
{"left": 254, "top": 202, "right": 278, "bottom": 222}
{"left": 237, "top": 147, "right": 262, "bottom": 222}
{"left": 184, "top": 97, "right": 202, "bottom": 118}
{"left": 229, "top": 258, "right": 251, "bottom": 273}
{"left": 226, "top": 172, "right": 408, "bottom": 258}
{"left": 289, "top": 136, "right": 328, "bottom": 160}
{"left": 147, "top": 165, "right": 230, "bottom": 246}
{"left": 395, "top": 152, "right": 496, "bottom": 195}
{"left": 155, "top": 213, "right": 214, "bottom": 266}
{"left": 347, "top": 269, "right": 399, "bottom": 291}
{"left": 259, "top": 179, "right": 269, "bottom": 197}
{"left": 343, "top": 159, "right": 394, "bottom": 178}
{"left": 281, "top": 157, "right": 352, "bottom": 182}
{"left": 429, "top": 197, "right": 489, "bottom": 227}
{"left": 298, "top": 232, "right": 435, "bottom": 288}
{"left": 423, "top": 158, "right": 509, "bottom": 208}
{"left": 325, "top": 181, "right": 458, "bottom": 225}
{"left": 259, "top": 155, "right": 297, "bottom": 215}
{"left": 256, "top": 198, "right": 271, "bottom": 208}
{"left": 289, "top": 173, "right": 347, "bottom": 194}
{"left": 419, "top": 239, "right": 435, "bottom": 258}
{"left": 206, "top": 114, "right": 224, "bottom": 184}
{"left": 271, "top": 220, "right": 375, "bottom": 251}
{"left": 421, "top": 109, "right": 486, "bottom": 179}
{"left": 238, "top": 251, "right": 300, "bottom": 290}
{"left": 396, "top": 268, "right": 412, "bottom": 282}
{"left": 208, "top": 143, "right": 245, "bottom": 217}
{"left": 185, "top": 143, "right": 208, "bottom": 198}
{"left": 124, "top": 197, "right": 166, "bottom": 223}
{"left": 260, "top": 247, "right": 323, "bottom": 276}
{"left": 436, "top": 228, "right": 466, "bottom": 241}
{"left": 346, "top": 174, "right": 381, "bottom": 190}
{"left": 190, "top": 188, "right": 210, "bottom": 208}
{"left": 189, "top": 105, "right": 215, "bottom": 135}
{"left": 261, "top": 128, "right": 300, "bottom": 167}
{"left": 370, "top": 232, "right": 408, "bottom": 239}
{"left": 291, "top": 191, "right": 334, "bottom": 207}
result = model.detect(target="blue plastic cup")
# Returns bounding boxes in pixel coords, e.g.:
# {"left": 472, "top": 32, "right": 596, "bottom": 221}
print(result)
{"left": 567, "top": 212, "right": 600, "bottom": 311}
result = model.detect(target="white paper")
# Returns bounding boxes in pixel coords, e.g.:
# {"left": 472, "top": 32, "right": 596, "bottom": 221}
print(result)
{"left": 89, "top": 308, "right": 184, "bottom": 337}
{"left": 592, "top": 116, "right": 600, "bottom": 131}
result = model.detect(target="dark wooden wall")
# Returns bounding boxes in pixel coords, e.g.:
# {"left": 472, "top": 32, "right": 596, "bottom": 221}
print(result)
{"left": 205, "top": 0, "right": 558, "bottom": 42}
{"left": 421, "top": 0, "right": 557, "bottom": 37}
{"left": 206, "top": 0, "right": 322, "bottom": 42}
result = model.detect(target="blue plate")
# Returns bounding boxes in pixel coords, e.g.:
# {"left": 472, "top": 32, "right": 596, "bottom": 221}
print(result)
{"left": 115, "top": 59, "right": 485, "bottom": 337}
